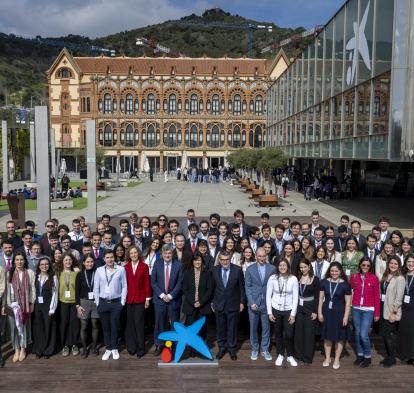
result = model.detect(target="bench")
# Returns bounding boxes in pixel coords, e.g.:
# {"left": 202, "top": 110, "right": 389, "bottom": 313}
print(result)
{"left": 258, "top": 195, "right": 278, "bottom": 207}
{"left": 250, "top": 188, "right": 265, "bottom": 200}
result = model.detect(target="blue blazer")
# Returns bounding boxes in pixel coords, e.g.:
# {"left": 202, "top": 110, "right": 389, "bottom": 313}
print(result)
{"left": 151, "top": 259, "right": 183, "bottom": 309}
{"left": 245, "top": 263, "right": 276, "bottom": 309}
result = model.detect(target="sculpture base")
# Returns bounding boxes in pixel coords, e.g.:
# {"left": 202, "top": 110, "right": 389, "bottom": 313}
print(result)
{"left": 158, "top": 358, "right": 219, "bottom": 367}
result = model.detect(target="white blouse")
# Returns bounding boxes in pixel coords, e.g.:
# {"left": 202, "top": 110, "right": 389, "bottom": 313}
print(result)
{"left": 266, "top": 274, "right": 299, "bottom": 316}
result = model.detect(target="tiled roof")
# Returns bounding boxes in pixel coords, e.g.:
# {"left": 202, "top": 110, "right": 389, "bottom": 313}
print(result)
{"left": 73, "top": 56, "right": 268, "bottom": 76}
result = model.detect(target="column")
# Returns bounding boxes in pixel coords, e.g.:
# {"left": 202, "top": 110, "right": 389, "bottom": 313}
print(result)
{"left": 50, "top": 128, "right": 56, "bottom": 199}
{"left": 35, "top": 106, "right": 51, "bottom": 226}
{"left": 29, "top": 124, "right": 36, "bottom": 182}
{"left": 1, "top": 120, "right": 8, "bottom": 194}
{"left": 86, "top": 120, "right": 97, "bottom": 225}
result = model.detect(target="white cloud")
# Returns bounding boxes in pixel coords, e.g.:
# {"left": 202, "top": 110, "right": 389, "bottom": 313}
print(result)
{"left": 0, "top": 0, "right": 211, "bottom": 38}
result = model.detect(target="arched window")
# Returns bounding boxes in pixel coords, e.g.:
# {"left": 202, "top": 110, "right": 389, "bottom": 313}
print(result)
{"left": 125, "top": 125, "right": 134, "bottom": 146}
{"left": 212, "top": 95, "right": 220, "bottom": 114}
{"left": 134, "top": 128, "right": 139, "bottom": 145}
{"left": 189, "top": 125, "right": 198, "bottom": 147}
{"left": 86, "top": 97, "right": 90, "bottom": 112}
{"left": 98, "top": 98, "right": 103, "bottom": 112}
{"left": 120, "top": 99, "right": 125, "bottom": 113}
{"left": 190, "top": 94, "right": 198, "bottom": 115}
{"left": 104, "top": 124, "right": 112, "bottom": 146}
{"left": 98, "top": 129, "right": 103, "bottom": 145}
{"left": 134, "top": 99, "right": 139, "bottom": 113}
{"left": 233, "top": 126, "right": 241, "bottom": 148}
{"left": 374, "top": 96, "right": 380, "bottom": 116}
{"left": 126, "top": 94, "right": 133, "bottom": 114}
{"left": 254, "top": 126, "right": 262, "bottom": 147}
{"left": 104, "top": 94, "right": 111, "bottom": 113}
{"left": 255, "top": 95, "right": 263, "bottom": 115}
{"left": 147, "top": 125, "right": 155, "bottom": 147}
{"left": 233, "top": 95, "right": 241, "bottom": 115}
{"left": 112, "top": 98, "right": 117, "bottom": 112}
{"left": 168, "top": 125, "right": 177, "bottom": 147}
{"left": 211, "top": 125, "right": 219, "bottom": 148}
{"left": 147, "top": 94, "right": 155, "bottom": 114}
{"left": 58, "top": 68, "right": 72, "bottom": 78}
{"left": 169, "top": 94, "right": 176, "bottom": 114}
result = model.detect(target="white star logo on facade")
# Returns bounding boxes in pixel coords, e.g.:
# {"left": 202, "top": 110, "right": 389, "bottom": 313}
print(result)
{"left": 345, "top": 0, "right": 371, "bottom": 85}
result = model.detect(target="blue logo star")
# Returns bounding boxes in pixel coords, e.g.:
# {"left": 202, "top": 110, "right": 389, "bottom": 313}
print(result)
{"left": 158, "top": 316, "right": 213, "bottom": 363}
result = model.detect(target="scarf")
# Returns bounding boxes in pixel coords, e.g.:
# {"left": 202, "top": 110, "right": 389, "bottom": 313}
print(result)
{"left": 12, "top": 269, "right": 30, "bottom": 325}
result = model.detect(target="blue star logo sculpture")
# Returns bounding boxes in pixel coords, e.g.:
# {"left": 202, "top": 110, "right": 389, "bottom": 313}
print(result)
{"left": 158, "top": 316, "right": 213, "bottom": 363}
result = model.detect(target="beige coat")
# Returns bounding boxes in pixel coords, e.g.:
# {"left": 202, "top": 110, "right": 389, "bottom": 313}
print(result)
{"left": 382, "top": 275, "right": 405, "bottom": 321}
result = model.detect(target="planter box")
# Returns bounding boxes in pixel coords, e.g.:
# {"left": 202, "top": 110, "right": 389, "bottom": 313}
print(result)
{"left": 81, "top": 190, "right": 107, "bottom": 198}
{"left": 51, "top": 200, "right": 74, "bottom": 209}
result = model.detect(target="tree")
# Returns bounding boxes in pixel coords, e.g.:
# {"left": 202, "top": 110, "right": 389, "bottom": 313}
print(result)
{"left": 14, "top": 127, "right": 30, "bottom": 180}
{"left": 65, "top": 147, "right": 105, "bottom": 172}
{"left": 256, "top": 147, "right": 288, "bottom": 192}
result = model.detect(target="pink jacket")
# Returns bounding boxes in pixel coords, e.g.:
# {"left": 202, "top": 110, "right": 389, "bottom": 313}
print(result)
{"left": 350, "top": 273, "right": 380, "bottom": 318}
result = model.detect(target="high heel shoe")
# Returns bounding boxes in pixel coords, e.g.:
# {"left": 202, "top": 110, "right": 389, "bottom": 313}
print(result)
{"left": 13, "top": 349, "right": 20, "bottom": 363}
{"left": 322, "top": 358, "right": 331, "bottom": 367}
{"left": 19, "top": 348, "right": 26, "bottom": 361}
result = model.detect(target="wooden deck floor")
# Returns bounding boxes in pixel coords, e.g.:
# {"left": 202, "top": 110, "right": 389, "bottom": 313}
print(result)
{"left": 0, "top": 335, "right": 412, "bottom": 393}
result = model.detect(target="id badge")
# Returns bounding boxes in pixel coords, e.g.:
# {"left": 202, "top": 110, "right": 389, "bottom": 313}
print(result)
{"left": 328, "top": 301, "right": 333, "bottom": 309}
{"left": 381, "top": 294, "right": 386, "bottom": 302}
{"left": 299, "top": 298, "right": 304, "bottom": 306}
{"left": 345, "top": 269, "right": 351, "bottom": 276}
{"left": 65, "top": 290, "right": 71, "bottom": 299}
{"left": 38, "top": 296, "right": 44, "bottom": 304}
{"left": 88, "top": 292, "right": 94, "bottom": 300}
{"left": 404, "top": 295, "right": 411, "bottom": 304}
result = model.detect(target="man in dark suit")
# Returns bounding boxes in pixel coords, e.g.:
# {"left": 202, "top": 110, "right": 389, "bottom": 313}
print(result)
{"left": 181, "top": 209, "right": 197, "bottom": 239}
{"left": 132, "top": 225, "right": 148, "bottom": 254}
{"left": 15, "top": 230, "right": 33, "bottom": 258}
{"left": 113, "top": 219, "right": 129, "bottom": 244}
{"left": 350, "top": 220, "right": 367, "bottom": 252}
{"left": 364, "top": 234, "right": 380, "bottom": 266}
{"left": 211, "top": 251, "right": 245, "bottom": 360}
{"left": 229, "top": 209, "right": 250, "bottom": 238}
{"left": 91, "top": 232, "right": 105, "bottom": 267}
{"left": 207, "top": 231, "right": 221, "bottom": 261}
{"left": 151, "top": 244, "right": 184, "bottom": 356}
{"left": 128, "top": 213, "right": 139, "bottom": 235}
{"left": 257, "top": 224, "right": 275, "bottom": 248}
{"left": 101, "top": 214, "right": 117, "bottom": 236}
{"left": 311, "top": 227, "right": 326, "bottom": 249}
{"left": 334, "top": 225, "right": 349, "bottom": 252}
{"left": 3, "top": 220, "right": 23, "bottom": 249}
{"left": 172, "top": 234, "right": 193, "bottom": 270}
{"left": 39, "top": 219, "right": 57, "bottom": 253}
{"left": 273, "top": 225, "right": 285, "bottom": 256}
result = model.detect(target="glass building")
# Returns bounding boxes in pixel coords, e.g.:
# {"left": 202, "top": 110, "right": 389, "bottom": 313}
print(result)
{"left": 267, "top": 0, "right": 414, "bottom": 196}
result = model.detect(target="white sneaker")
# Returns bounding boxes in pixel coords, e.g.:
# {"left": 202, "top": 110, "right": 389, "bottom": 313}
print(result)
{"left": 102, "top": 350, "right": 112, "bottom": 361}
{"left": 112, "top": 349, "right": 120, "bottom": 360}
{"left": 250, "top": 351, "right": 259, "bottom": 361}
{"left": 275, "top": 354, "right": 284, "bottom": 366}
{"left": 287, "top": 356, "right": 298, "bottom": 367}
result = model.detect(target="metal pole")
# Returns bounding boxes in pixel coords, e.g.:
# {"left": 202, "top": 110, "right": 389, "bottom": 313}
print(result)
{"left": 1, "top": 120, "right": 8, "bottom": 195}
{"left": 29, "top": 124, "right": 36, "bottom": 182}
{"left": 35, "top": 106, "right": 51, "bottom": 226}
{"left": 86, "top": 120, "right": 97, "bottom": 224}
{"left": 50, "top": 128, "right": 57, "bottom": 199}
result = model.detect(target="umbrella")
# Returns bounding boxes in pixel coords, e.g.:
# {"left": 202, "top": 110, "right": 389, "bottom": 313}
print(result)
{"left": 181, "top": 150, "right": 188, "bottom": 170}
{"left": 140, "top": 152, "right": 150, "bottom": 172}
{"left": 60, "top": 158, "right": 67, "bottom": 175}
{"left": 116, "top": 155, "right": 121, "bottom": 181}
{"left": 203, "top": 155, "right": 208, "bottom": 169}
{"left": 224, "top": 150, "right": 229, "bottom": 167}
{"left": 143, "top": 156, "right": 150, "bottom": 172}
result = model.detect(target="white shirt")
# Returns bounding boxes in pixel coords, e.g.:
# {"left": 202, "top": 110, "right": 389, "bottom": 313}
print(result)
{"left": 37, "top": 275, "right": 59, "bottom": 314}
{"left": 311, "top": 260, "right": 330, "bottom": 280}
{"left": 93, "top": 265, "right": 127, "bottom": 306}
{"left": 68, "top": 231, "right": 83, "bottom": 242}
{"left": 160, "top": 261, "right": 173, "bottom": 300}
{"left": 266, "top": 274, "right": 298, "bottom": 316}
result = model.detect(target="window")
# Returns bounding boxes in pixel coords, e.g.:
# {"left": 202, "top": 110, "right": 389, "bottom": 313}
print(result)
{"left": 210, "top": 125, "right": 219, "bottom": 148}
{"left": 190, "top": 94, "right": 198, "bottom": 115}
{"left": 169, "top": 94, "right": 176, "bottom": 114}
{"left": 233, "top": 95, "right": 241, "bottom": 115}
{"left": 254, "top": 126, "right": 262, "bottom": 147}
{"left": 104, "top": 94, "right": 111, "bottom": 113}
{"left": 126, "top": 94, "right": 133, "bottom": 114}
{"left": 58, "top": 68, "right": 72, "bottom": 78}
{"left": 134, "top": 99, "right": 139, "bottom": 113}
{"left": 233, "top": 126, "right": 241, "bottom": 148}
{"left": 255, "top": 95, "right": 263, "bottom": 115}
{"left": 112, "top": 99, "right": 117, "bottom": 112}
{"left": 86, "top": 97, "right": 90, "bottom": 112}
{"left": 168, "top": 125, "right": 177, "bottom": 147}
{"left": 120, "top": 99, "right": 125, "bottom": 113}
{"left": 147, "top": 94, "right": 155, "bottom": 114}
{"left": 147, "top": 125, "right": 155, "bottom": 147}
{"left": 98, "top": 99, "right": 103, "bottom": 112}
{"left": 98, "top": 129, "right": 103, "bottom": 145}
{"left": 188, "top": 125, "right": 198, "bottom": 147}
{"left": 374, "top": 96, "right": 380, "bottom": 116}
{"left": 125, "top": 125, "right": 134, "bottom": 146}
{"left": 104, "top": 125, "right": 113, "bottom": 146}
{"left": 212, "top": 95, "right": 220, "bottom": 114}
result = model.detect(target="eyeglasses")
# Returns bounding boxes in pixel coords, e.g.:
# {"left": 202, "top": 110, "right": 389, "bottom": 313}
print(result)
{"left": 46, "top": 225, "right": 54, "bottom": 228}
{"left": 361, "top": 264, "right": 371, "bottom": 267}
{"left": 220, "top": 258, "right": 230, "bottom": 262}
{"left": 159, "top": 218, "right": 166, "bottom": 221}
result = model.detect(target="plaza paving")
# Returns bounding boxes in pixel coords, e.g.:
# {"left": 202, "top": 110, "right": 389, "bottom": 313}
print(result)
{"left": 2, "top": 177, "right": 409, "bottom": 232}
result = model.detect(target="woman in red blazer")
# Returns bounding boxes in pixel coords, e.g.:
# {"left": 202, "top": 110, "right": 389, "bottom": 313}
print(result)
{"left": 124, "top": 246, "right": 151, "bottom": 357}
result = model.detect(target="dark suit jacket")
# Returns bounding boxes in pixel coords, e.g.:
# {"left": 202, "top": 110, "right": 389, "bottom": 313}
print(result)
{"left": 3, "top": 235, "right": 23, "bottom": 250}
{"left": 354, "top": 234, "right": 367, "bottom": 251}
{"left": 151, "top": 259, "right": 183, "bottom": 309}
{"left": 228, "top": 221, "right": 250, "bottom": 238}
{"left": 211, "top": 264, "right": 245, "bottom": 313}
{"left": 173, "top": 249, "right": 193, "bottom": 271}
{"left": 200, "top": 253, "right": 215, "bottom": 271}
{"left": 364, "top": 248, "right": 380, "bottom": 265}
{"left": 185, "top": 237, "right": 200, "bottom": 254}
{"left": 311, "top": 238, "right": 326, "bottom": 249}
{"left": 91, "top": 247, "right": 105, "bottom": 267}
{"left": 245, "top": 263, "right": 276, "bottom": 309}
{"left": 207, "top": 245, "right": 221, "bottom": 261}
{"left": 182, "top": 269, "right": 213, "bottom": 315}
{"left": 334, "top": 237, "right": 347, "bottom": 252}
{"left": 410, "top": 238, "right": 414, "bottom": 249}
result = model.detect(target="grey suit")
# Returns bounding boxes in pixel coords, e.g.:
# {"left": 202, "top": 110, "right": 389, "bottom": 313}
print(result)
{"left": 245, "top": 262, "right": 276, "bottom": 353}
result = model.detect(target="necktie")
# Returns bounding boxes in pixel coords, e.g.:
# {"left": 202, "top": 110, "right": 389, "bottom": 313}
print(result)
{"left": 6, "top": 258, "right": 10, "bottom": 271}
{"left": 165, "top": 263, "right": 170, "bottom": 293}
{"left": 370, "top": 250, "right": 374, "bottom": 262}
{"left": 222, "top": 268, "right": 228, "bottom": 287}
{"left": 191, "top": 239, "right": 196, "bottom": 253}
{"left": 94, "top": 248, "right": 99, "bottom": 258}
{"left": 259, "top": 267, "right": 264, "bottom": 283}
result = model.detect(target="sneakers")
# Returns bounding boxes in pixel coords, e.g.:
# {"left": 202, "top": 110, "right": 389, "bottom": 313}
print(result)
{"left": 262, "top": 351, "right": 272, "bottom": 361}
{"left": 287, "top": 356, "right": 298, "bottom": 367}
{"left": 102, "top": 350, "right": 112, "bottom": 361}
{"left": 112, "top": 349, "right": 120, "bottom": 360}
{"left": 72, "top": 345, "right": 80, "bottom": 356}
{"left": 275, "top": 354, "right": 284, "bottom": 366}
{"left": 62, "top": 346, "right": 70, "bottom": 357}
{"left": 250, "top": 351, "right": 259, "bottom": 361}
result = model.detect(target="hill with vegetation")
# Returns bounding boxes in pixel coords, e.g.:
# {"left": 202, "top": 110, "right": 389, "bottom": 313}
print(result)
{"left": 0, "top": 8, "right": 310, "bottom": 107}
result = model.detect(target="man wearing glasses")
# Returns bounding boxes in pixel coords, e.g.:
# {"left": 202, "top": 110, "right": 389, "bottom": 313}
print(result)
{"left": 39, "top": 220, "right": 58, "bottom": 253}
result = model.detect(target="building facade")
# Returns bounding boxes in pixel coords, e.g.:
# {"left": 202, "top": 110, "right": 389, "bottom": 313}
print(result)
{"left": 267, "top": 0, "right": 414, "bottom": 196}
{"left": 48, "top": 49, "right": 288, "bottom": 173}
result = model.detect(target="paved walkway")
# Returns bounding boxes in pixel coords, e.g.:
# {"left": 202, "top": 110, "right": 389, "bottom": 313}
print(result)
{"left": 0, "top": 178, "right": 410, "bottom": 233}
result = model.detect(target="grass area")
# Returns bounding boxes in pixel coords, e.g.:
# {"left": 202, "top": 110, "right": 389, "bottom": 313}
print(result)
{"left": 127, "top": 181, "right": 142, "bottom": 188}
{"left": 0, "top": 196, "right": 108, "bottom": 212}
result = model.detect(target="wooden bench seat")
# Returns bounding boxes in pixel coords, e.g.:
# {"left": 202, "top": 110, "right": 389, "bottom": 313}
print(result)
{"left": 258, "top": 195, "right": 278, "bottom": 207}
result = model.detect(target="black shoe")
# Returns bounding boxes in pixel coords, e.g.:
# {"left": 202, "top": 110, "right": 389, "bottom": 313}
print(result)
{"left": 128, "top": 351, "right": 136, "bottom": 356}
{"left": 360, "top": 358, "right": 371, "bottom": 368}
{"left": 154, "top": 346, "right": 162, "bottom": 356}
{"left": 0, "top": 357, "right": 4, "bottom": 368}
{"left": 353, "top": 356, "right": 364, "bottom": 366}
{"left": 91, "top": 347, "right": 99, "bottom": 356}
{"left": 137, "top": 354, "right": 143, "bottom": 359}
{"left": 81, "top": 348, "right": 88, "bottom": 359}
{"left": 383, "top": 357, "right": 396, "bottom": 368}
{"left": 43, "top": 355, "right": 50, "bottom": 360}
{"left": 229, "top": 352, "right": 237, "bottom": 361}
{"left": 216, "top": 349, "right": 226, "bottom": 360}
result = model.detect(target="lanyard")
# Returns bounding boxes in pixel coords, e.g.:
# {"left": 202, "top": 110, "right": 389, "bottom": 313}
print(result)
{"left": 299, "top": 282, "right": 307, "bottom": 297}
{"left": 147, "top": 253, "right": 156, "bottom": 270}
{"left": 329, "top": 280, "right": 339, "bottom": 301}
{"left": 315, "top": 261, "right": 323, "bottom": 279}
{"left": 105, "top": 266, "right": 116, "bottom": 288}
{"left": 406, "top": 275, "right": 414, "bottom": 295}
{"left": 84, "top": 270, "right": 95, "bottom": 291}
{"left": 39, "top": 275, "right": 48, "bottom": 294}
{"left": 360, "top": 274, "right": 366, "bottom": 300}
{"left": 278, "top": 277, "right": 286, "bottom": 297}
{"left": 64, "top": 272, "right": 71, "bottom": 291}
{"left": 383, "top": 281, "right": 389, "bottom": 294}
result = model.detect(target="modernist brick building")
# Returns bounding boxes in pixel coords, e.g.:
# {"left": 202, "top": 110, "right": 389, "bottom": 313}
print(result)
{"left": 47, "top": 48, "right": 288, "bottom": 172}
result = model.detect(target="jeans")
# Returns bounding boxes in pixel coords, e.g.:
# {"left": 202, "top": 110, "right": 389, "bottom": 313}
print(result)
{"left": 352, "top": 308, "right": 374, "bottom": 358}
{"left": 248, "top": 307, "right": 270, "bottom": 352}
{"left": 98, "top": 300, "right": 123, "bottom": 350}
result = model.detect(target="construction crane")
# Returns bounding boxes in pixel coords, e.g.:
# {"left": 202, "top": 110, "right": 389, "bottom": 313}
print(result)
{"left": 261, "top": 25, "right": 324, "bottom": 54}
{"left": 170, "top": 20, "right": 273, "bottom": 57}
{"left": 135, "top": 37, "right": 186, "bottom": 57}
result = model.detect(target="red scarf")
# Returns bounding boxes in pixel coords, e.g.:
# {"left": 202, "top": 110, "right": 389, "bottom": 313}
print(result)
{"left": 12, "top": 270, "right": 30, "bottom": 325}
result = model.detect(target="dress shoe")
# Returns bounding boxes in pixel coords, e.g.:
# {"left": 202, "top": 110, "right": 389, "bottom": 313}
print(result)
{"left": 43, "top": 355, "right": 50, "bottom": 360}
{"left": 154, "top": 346, "right": 162, "bottom": 356}
{"left": 81, "top": 348, "right": 89, "bottom": 359}
{"left": 383, "top": 357, "right": 396, "bottom": 368}
{"left": 137, "top": 354, "right": 143, "bottom": 359}
{"left": 128, "top": 350, "right": 136, "bottom": 356}
{"left": 0, "top": 356, "right": 4, "bottom": 368}
{"left": 353, "top": 356, "right": 364, "bottom": 366}
{"left": 91, "top": 347, "right": 99, "bottom": 356}
{"left": 360, "top": 358, "right": 371, "bottom": 368}
{"left": 229, "top": 352, "right": 237, "bottom": 361}
{"left": 216, "top": 349, "right": 226, "bottom": 360}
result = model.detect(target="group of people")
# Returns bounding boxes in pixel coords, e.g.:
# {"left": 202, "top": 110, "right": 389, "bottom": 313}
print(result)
{"left": 0, "top": 208, "right": 413, "bottom": 370}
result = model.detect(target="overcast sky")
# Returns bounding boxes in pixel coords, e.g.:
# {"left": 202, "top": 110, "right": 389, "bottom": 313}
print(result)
{"left": 0, "top": 0, "right": 346, "bottom": 38}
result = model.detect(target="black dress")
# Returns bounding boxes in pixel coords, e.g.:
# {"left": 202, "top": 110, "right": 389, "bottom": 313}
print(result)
{"left": 294, "top": 277, "right": 320, "bottom": 363}
{"left": 397, "top": 275, "right": 414, "bottom": 360}
{"left": 32, "top": 276, "right": 57, "bottom": 356}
